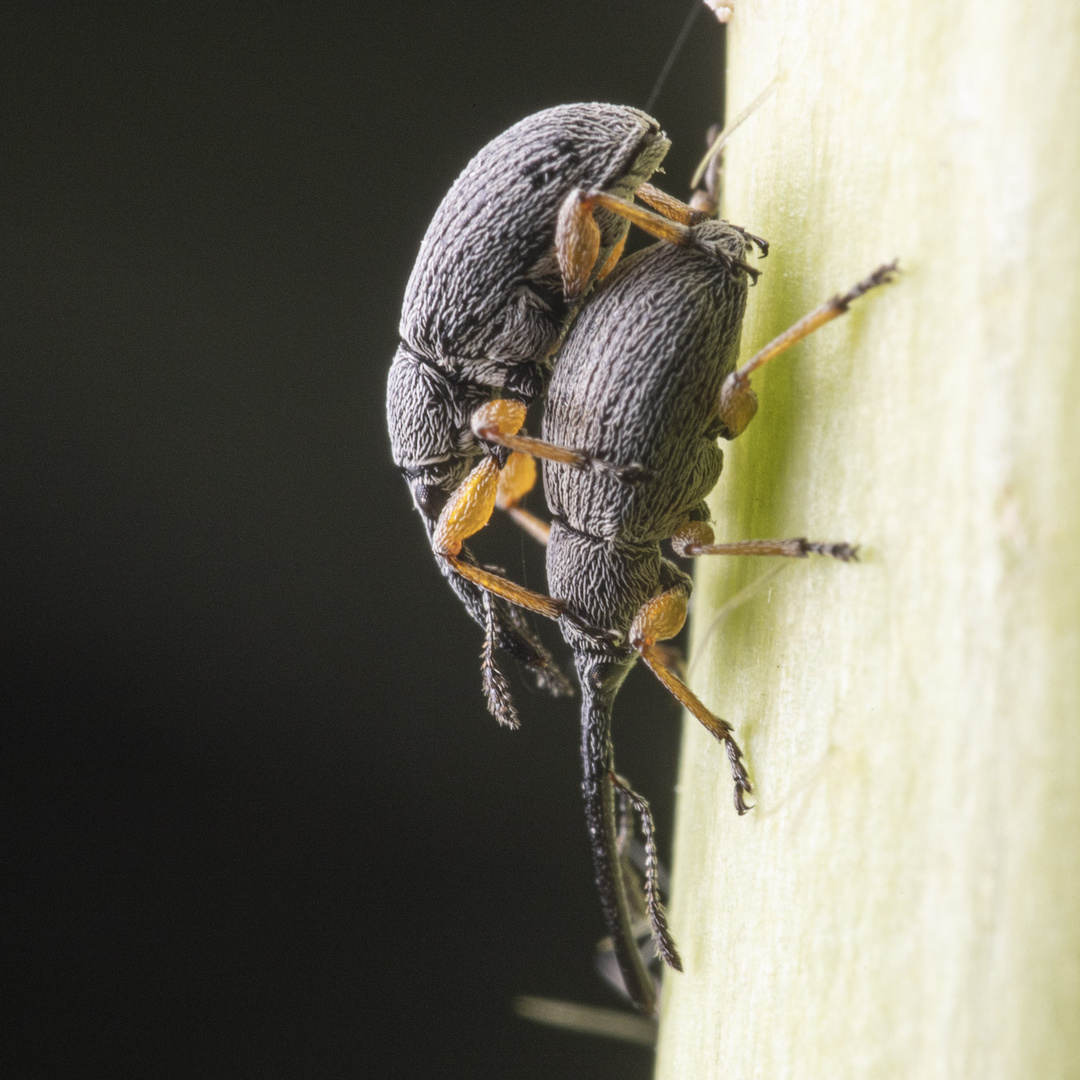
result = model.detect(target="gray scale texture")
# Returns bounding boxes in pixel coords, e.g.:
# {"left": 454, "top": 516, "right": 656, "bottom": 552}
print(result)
{"left": 400, "top": 103, "right": 669, "bottom": 382}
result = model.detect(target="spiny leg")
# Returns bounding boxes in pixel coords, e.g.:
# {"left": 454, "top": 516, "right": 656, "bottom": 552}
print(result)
{"left": 718, "top": 261, "right": 899, "bottom": 438}
{"left": 611, "top": 788, "right": 653, "bottom": 948}
{"left": 609, "top": 771, "right": 682, "bottom": 971}
{"left": 502, "top": 602, "right": 574, "bottom": 698}
{"left": 672, "top": 521, "right": 859, "bottom": 562}
{"left": 471, "top": 399, "right": 645, "bottom": 482}
{"left": 630, "top": 588, "right": 753, "bottom": 815}
{"left": 480, "top": 592, "right": 520, "bottom": 729}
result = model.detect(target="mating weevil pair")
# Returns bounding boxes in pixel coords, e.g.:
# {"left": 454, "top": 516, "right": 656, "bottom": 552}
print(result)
{"left": 387, "top": 102, "right": 895, "bottom": 1015}
{"left": 386, "top": 103, "right": 753, "bottom": 720}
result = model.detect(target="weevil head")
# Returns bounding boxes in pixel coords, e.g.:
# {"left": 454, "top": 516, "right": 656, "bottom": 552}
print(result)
{"left": 386, "top": 344, "right": 486, "bottom": 524}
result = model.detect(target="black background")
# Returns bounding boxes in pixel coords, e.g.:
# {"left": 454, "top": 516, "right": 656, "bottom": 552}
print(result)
{"left": 3, "top": 3, "right": 725, "bottom": 1075}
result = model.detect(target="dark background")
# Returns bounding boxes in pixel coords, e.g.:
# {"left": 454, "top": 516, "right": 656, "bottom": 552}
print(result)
{"left": 3, "top": 3, "right": 725, "bottom": 1075}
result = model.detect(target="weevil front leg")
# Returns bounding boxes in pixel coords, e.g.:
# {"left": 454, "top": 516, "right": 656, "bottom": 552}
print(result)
{"left": 718, "top": 261, "right": 899, "bottom": 438}
{"left": 633, "top": 184, "right": 769, "bottom": 262}
{"left": 561, "top": 181, "right": 731, "bottom": 299}
{"left": 629, "top": 587, "right": 753, "bottom": 815}
{"left": 672, "top": 520, "right": 859, "bottom": 562}
{"left": 634, "top": 182, "right": 712, "bottom": 226}
{"left": 471, "top": 399, "right": 646, "bottom": 482}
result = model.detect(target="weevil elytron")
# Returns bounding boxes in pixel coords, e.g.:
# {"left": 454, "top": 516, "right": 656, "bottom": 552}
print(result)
{"left": 387, "top": 103, "right": 742, "bottom": 722}
{"left": 540, "top": 227, "right": 896, "bottom": 1012}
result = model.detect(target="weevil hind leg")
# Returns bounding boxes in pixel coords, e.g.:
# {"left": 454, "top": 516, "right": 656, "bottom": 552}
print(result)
{"left": 433, "top": 455, "right": 565, "bottom": 621}
{"left": 434, "top": 455, "right": 622, "bottom": 644}
{"left": 630, "top": 587, "right": 753, "bottom": 815}
{"left": 717, "top": 261, "right": 899, "bottom": 438}
{"left": 480, "top": 592, "right": 521, "bottom": 729}
{"left": 609, "top": 771, "right": 682, "bottom": 971}
{"left": 672, "top": 521, "right": 859, "bottom": 562}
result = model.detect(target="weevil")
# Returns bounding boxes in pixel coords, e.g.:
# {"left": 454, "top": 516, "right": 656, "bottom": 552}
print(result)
{"left": 424, "top": 213, "right": 893, "bottom": 1008}
{"left": 538, "top": 224, "right": 896, "bottom": 1011}
{"left": 386, "top": 103, "right": 746, "bottom": 722}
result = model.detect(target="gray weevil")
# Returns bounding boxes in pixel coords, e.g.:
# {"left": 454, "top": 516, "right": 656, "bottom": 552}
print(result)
{"left": 538, "top": 223, "right": 896, "bottom": 1012}
{"left": 427, "top": 212, "right": 894, "bottom": 1010}
{"left": 386, "top": 103, "right": 743, "bottom": 723}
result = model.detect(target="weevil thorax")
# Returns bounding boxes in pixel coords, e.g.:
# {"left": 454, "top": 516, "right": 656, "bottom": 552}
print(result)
{"left": 398, "top": 104, "right": 670, "bottom": 387}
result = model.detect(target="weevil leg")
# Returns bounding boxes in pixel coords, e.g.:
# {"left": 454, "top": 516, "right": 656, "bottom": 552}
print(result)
{"left": 496, "top": 450, "right": 551, "bottom": 546}
{"left": 634, "top": 182, "right": 712, "bottom": 226}
{"left": 472, "top": 399, "right": 646, "bottom": 483}
{"left": 577, "top": 182, "right": 727, "bottom": 289}
{"left": 595, "top": 231, "right": 628, "bottom": 283}
{"left": 434, "top": 456, "right": 620, "bottom": 642}
{"left": 630, "top": 588, "right": 753, "bottom": 815}
{"left": 649, "top": 642, "right": 686, "bottom": 677}
{"left": 672, "top": 520, "right": 859, "bottom": 562}
{"left": 433, "top": 456, "right": 566, "bottom": 620}
{"left": 480, "top": 592, "right": 521, "bottom": 729}
{"left": 556, "top": 187, "right": 755, "bottom": 302}
{"left": 718, "top": 261, "right": 899, "bottom": 438}
{"left": 635, "top": 184, "right": 767, "bottom": 258}
{"left": 609, "top": 771, "right": 682, "bottom": 971}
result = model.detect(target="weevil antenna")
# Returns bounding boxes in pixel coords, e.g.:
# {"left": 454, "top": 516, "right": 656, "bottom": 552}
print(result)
{"left": 690, "top": 72, "right": 784, "bottom": 189}
{"left": 644, "top": 0, "right": 704, "bottom": 115}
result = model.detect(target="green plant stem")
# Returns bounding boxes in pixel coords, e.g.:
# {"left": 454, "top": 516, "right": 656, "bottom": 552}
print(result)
{"left": 655, "top": 1, "right": 1080, "bottom": 1076}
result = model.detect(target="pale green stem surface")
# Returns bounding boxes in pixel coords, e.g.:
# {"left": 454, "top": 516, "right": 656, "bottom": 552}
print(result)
{"left": 655, "top": 1, "right": 1080, "bottom": 1077}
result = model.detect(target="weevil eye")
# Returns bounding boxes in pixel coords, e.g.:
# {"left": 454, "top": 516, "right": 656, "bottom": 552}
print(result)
{"left": 412, "top": 483, "right": 449, "bottom": 520}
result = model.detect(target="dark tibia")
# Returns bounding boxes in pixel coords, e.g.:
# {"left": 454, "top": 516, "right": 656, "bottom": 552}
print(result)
{"left": 481, "top": 594, "right": 520, "bottom": 729}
